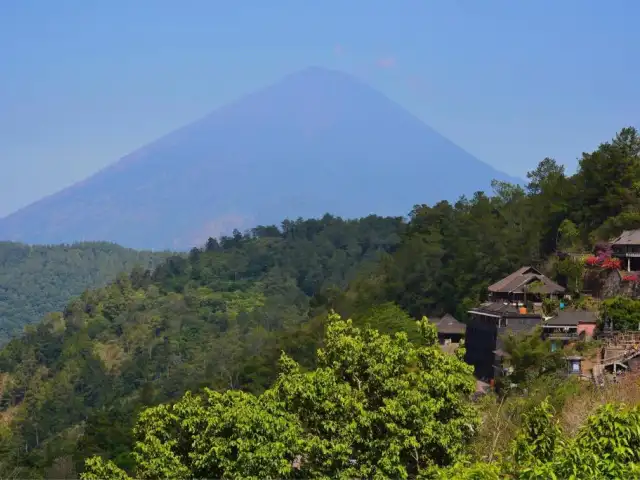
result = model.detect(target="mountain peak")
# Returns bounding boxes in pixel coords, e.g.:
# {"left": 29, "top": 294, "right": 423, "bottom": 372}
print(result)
{"left": 0, "top": 68, "right": 517, "bottom": 250}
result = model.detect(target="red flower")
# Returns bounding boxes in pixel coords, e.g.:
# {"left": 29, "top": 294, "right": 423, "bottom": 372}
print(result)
{"left": 585, "top": 256, "right": 599, "bottom": 266}
{"left": 623, "top": 274, "right": 639, "bottom": 282}
{"left": 601, "top": 257, "right": 622, "bottom": 270}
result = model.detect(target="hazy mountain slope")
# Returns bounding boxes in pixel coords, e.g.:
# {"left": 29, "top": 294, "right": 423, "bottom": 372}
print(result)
{"left": 0, "top": 67, "right": 519, "bottom": 250}
{"left": 0, "top": 241, "right": 171, "bottom": 342}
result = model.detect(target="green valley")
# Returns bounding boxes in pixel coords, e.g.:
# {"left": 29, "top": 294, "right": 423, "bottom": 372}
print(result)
{"left": 0, "top": 242, "right": 171, "bottom": 344}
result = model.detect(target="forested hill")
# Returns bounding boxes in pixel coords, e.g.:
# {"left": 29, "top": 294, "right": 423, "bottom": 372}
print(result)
{"left": 0, "top": 215, "right": 405, "bottom": 477}
{"left": 0, "top": 242, "right": 171, "bottom": 343}
{"left": 1, "top": 126, "right": 640, "bottom": 477}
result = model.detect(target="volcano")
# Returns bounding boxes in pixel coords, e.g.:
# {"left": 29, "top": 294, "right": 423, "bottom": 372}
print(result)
{"left": 0, "top": 67, "right": 519, "bottom": 250}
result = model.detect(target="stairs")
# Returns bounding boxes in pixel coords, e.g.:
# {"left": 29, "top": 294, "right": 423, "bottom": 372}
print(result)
{"left": 591, "top": 332, "right": 640, "bottom": 385}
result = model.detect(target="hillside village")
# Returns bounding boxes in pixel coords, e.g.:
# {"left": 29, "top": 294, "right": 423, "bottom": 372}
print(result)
{"left": 435, "top": 228, "right": 640, "bottom": 390}
{"left": 2, "top": 124, "right": 640, "bottom": 476}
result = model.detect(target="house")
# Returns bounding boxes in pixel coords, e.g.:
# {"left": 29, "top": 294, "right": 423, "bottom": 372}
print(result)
{"left": 611, "top": 229, "right": 640, "bottom": 271}
{"left": 487, "top": 266, "right": 565, "bottom": 306}
{"left": 542, "top": 310, "right": 598, "bottom": 351}
{"left": 431, "top": 314, "right": 466, "bottom": 346}
{"left": 465, "top": 301, "right": 543, "bottom": 380}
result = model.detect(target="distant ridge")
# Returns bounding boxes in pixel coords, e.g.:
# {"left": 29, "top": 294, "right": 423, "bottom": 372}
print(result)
{"left": 0, "top": 66, "right": 520, "bottom": 250}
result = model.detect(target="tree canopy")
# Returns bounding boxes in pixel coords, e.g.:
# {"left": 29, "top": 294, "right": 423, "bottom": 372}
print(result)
{"left": 1, "top": 127, "right": 640, "bottom": 476}
{"left": 82, "top": 313, "right": 478, "bottom": 479}
{"left": 0, "top": 241, "right": 170, "bottom": 344}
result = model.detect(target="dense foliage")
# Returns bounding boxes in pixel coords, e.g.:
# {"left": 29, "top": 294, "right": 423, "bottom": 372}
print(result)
{"left": 82, "top": 314, "right": 477, "bottom": 479}
{"left": 437, "top": 400, "right": 640, "bottom": 478}
{"left": 1, "top": 126, "right": 640, "bottom": 476}
{"left": 0, "top": 215, "right": 404, "bottom": 477}
{"left": 0, "top": 242, "right": 170, "bottom": 343}
{"left": 499, "top": 328, "right": 566, "bottom": 388}
{"left": 601, "top": 296, "right": 640, "bottom": 331}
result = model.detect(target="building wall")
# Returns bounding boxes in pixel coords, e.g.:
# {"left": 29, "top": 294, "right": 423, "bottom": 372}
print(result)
{"left": 578, "top": 323, "right": 596, "bottom": 339}
{"left": 464, "top": 315, "right": 498, "bottom": 380}
{"left": 466, "top": 314, "right": 542, "bottom": 380}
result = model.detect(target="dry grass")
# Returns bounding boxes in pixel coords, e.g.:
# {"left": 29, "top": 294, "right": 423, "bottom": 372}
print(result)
{"left": 560, "top": 372, "right": 640, "bottom": 435}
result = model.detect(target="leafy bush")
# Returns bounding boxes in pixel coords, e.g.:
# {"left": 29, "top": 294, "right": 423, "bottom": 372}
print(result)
{"left": 82, "top": 313, "right": 478, "bottom": 479}
{"left": 601, "top": 296, "right": 640, "bottom": 331}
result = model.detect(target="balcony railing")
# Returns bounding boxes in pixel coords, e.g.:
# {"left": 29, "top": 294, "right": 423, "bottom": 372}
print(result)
{"left": 544, "top": 331, "right": 579, "bottom": 340}
{"left": 614, "top": 252, "right": 640, "bottom": 257}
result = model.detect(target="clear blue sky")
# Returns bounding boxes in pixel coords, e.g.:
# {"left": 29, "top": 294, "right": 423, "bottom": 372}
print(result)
{"left": 2, "top": 0, "right": 639, "bottom": 217}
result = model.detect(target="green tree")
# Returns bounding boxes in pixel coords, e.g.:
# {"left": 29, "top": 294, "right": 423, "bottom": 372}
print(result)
{"left": 601, "top": 296, "right": 640, "bottom": 331}
{"left": 511, "top": 398, "right": 560, "bottom": 467}
{"left": 556, "top": 219, "right": 580, "bottom": 251}
{"left": 82, "top": 313, "right": 478, "bottom": 479}
{"left": 437, "top": 402, "right": 640, "bottom": 478}
{"left": 575, "top": 127, "right": 640, "bottom": 234}
{"left": 553, "top": 256, "right": 584, "bottom": 295}
{"left": 500, "top": 328, "right": 565, "bottom": 388}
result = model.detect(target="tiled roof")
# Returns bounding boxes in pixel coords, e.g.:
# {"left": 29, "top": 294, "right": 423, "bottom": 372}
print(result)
{"left": 545, "top": 310, "right": 598, "bottom": 327}
{"left": 469, "top": 302, "right": 522, "bottom": 315}
{"left": 488, "top": 266, "right": 565, "bottom": 295}
{"left": 612, "top": 229, "right": 640, "bottom": 245}
{"left": 431, "top": 314, "right": 466, "bottom": 335}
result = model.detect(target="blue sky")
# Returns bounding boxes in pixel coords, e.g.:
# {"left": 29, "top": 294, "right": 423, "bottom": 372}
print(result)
{"left": 1, "top": 0, "right": 639, "bottom": 217}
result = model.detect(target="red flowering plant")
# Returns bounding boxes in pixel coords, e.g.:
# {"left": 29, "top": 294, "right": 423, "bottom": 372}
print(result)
{"left": 622, "top": 274, "right": 640, "bottom": 282}
{"left": 584, "top": 256, "right": 599, "bottom": 266}
{"left": 583, "top": 243, "right": 620, "bottom": 270}
{"left": 601, "top": 257, "right": 622, "bottom": 270}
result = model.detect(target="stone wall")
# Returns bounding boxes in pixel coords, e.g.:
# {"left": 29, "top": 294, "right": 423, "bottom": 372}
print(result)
{"left": 602, "top": 270, "right": 624, "bottom": 298}
{"left": 599, "top": 270, "right": 640, "bottom": 299}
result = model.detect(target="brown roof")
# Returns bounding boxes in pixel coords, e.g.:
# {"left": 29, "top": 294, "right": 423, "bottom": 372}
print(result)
{"left": 431, "top": 314, "right": 466, "bottom": 335}
{"left": 612, "top": 229, "right": 640, "bottom": 245}
{"left": 488, "top": 266, "right": 565, "bottom": 295}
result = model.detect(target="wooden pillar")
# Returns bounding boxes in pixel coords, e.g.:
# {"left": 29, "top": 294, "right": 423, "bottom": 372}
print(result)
{"left": 628, "top": 257, "right": 631, "bottom": 272}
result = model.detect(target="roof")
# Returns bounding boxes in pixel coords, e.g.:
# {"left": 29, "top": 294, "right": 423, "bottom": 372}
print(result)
{"left": 612, "top": 230, "right": 640, "bottom": 245}
{"left": 468, "top": 301, "right": 541, "bottom": 318}
{"left": 544, "top": 310, "right": 598, "bottom": 327}
{"left": 431, "top": 314, "right": 466, "bottom": 335}
{"left": 488, "top": 266, "right": 565, "bottom": 295}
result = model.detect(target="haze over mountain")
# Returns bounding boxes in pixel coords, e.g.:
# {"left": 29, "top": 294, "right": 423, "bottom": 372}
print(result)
{"left": 0, "top": 67, "right": 520, "bottom": 250}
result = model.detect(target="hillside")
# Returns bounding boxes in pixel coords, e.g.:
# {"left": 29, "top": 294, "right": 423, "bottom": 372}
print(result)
{"left": 0, "top": 127, "right": 639, "bottom": 477}
{"left": 0, "top": 242, "right": 171, "bottom": 343}
{"left": 0, "top": 67, "right": 518, "bottom": 250}
{"left": 0, "top": 215, "right": 405, "bottom": 477}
